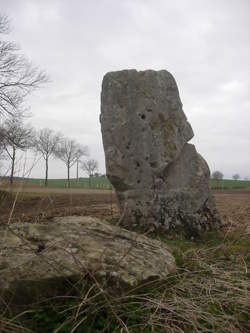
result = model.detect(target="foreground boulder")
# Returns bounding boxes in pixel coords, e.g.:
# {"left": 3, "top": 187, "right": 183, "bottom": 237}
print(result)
{"left": 0, "top": 216, "right": 176, "bottom": 306}
{"left": 101, "top": 69, "right": 220, "bottom": 234}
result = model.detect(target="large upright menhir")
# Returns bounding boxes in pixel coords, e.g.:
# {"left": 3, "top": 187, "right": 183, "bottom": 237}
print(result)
{"left": 101, "top": 70, "right": 220, "bottom": 234}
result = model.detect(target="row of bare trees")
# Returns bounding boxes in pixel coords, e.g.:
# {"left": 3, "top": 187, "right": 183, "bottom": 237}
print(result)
{"left": 0, "top": 114, "right": 98, "bottom": 187}
{"left": 35, "top": 128, "right": 99, "bottom": 188}
{"left": 33, "top": 127, "right": 91, "bottom": 187}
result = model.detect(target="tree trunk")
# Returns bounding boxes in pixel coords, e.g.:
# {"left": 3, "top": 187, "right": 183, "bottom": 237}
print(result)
{"left": 45, "top": 157, "right": 48, "bottom": 187}
{"left": 10, "top": 147, "right": 15, "bottom": 185}
{"left": 67, "top": 163, "right": 70, "bottom": 188}
{"left": 89, "top": 174, "right": 91, "bottom": 188}
{"left": 76, "top": 159, "right": 79, "bottom": 185}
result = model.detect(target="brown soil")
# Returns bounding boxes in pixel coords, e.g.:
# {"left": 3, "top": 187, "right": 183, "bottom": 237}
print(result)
{"left": 0, "top": 188, "right": 250, "bottom": 233}
{"left": 213, "top": 188, "right": 250, "bottom": 233}
{"left": 0, "top": 188, "right": 119, "bottom": 225}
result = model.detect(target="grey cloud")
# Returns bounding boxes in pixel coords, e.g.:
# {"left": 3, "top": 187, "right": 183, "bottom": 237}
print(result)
{"left": 1, "top": 0, "right": 249, "bottom": 178}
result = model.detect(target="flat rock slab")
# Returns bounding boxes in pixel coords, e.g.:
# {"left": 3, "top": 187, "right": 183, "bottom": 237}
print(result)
{"left": 0, "top": 216, "right": 176, "bottom": 306}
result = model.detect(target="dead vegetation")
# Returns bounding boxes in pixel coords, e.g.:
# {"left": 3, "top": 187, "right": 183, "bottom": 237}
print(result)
{"left": 0, "top": 189, "right": 249, "bottom": 332}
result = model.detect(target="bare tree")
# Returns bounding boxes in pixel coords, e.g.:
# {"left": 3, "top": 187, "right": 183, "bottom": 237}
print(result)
{"left": 2, "top": 113, "right": 34, "bottom": 184}
{"left": 0, "top": 14, "right": 48, "bottom": 118}
{"left": 0, "top": 128, "right": 5, "bottom": 158}
{"left": 55, "top": 137, "right": 88, "bottom": 188}
{"left": 0, "top": 127, "right": 6, "bottom": 182}
{"left": 0, "top": 14, "right": 8, "bottom": 33}
{"left": 0, "top": 140, "right": 5, "bottom": 178}
{"left": 76, "top": 145, "right": 89, "bottom": 185}
{"left": 81, "top": 159, "right": 98, "bottom": 187}
{"left": 33, "top": 128, "right": 61, "bottom": 186}
{"left": 232, "top": 174, "right": 240, "bottom": 181}
{"left": 212, "top": 170, "right": 224, "bottom": 188}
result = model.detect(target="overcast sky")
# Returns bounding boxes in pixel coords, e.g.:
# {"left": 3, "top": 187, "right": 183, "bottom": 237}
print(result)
{"left": 1, "top": 0, "right": 250, "bottom": 179}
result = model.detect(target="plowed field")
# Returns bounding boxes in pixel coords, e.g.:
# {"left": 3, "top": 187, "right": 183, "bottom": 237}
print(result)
{"left": 1, "top": 188, "right": 250, "bottom": 233}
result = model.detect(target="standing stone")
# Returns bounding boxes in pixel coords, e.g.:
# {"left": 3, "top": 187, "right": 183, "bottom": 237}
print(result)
{"left": 100, "top": 70, "right": 220, "bottom": 235}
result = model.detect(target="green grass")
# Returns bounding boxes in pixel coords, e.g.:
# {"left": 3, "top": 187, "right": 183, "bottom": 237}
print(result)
{"left": 211, "top": 178, "right": 250, "bottom": 189}
{"left": 10, "top": 177, "right": 250, "bottom": 190}
{"left": 24, "top": 177, "right": 113, "bottom": 189}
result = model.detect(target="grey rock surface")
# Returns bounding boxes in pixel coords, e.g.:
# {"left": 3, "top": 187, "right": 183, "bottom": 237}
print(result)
{"left": 101, "top": 69, "right": 220, "bottom": 233}
{"left": 0, "top": 216, "right": 176, "bottom": 306}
